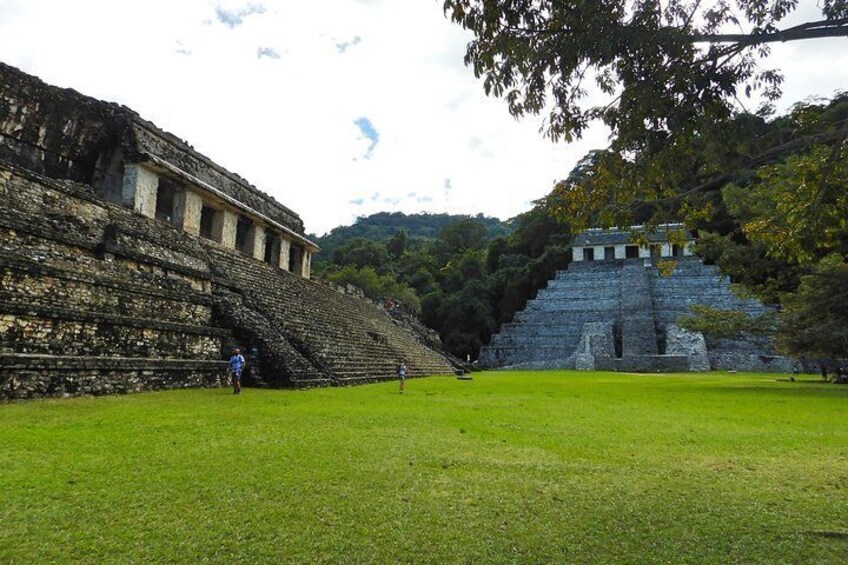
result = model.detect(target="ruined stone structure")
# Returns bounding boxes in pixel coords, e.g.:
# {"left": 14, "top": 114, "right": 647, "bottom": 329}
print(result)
{"left": 1, "top": 63, "right": 456, "bottom": 400}
{"left": 571, "top": 223, "right": 695, "bottom": 262}
{"left": 480, "top": 226, "right": 793, "bottom": 372}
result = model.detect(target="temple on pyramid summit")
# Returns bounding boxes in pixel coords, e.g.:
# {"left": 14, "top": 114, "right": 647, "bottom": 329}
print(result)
{"left": 479, "top": 224, "right": 794, "bottom": 372}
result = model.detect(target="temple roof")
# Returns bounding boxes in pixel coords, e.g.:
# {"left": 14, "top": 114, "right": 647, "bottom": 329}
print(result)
{"left": 573, "top": 224, "right": 694, "bottom": 247}
{"left": 0, "top": 61, "right": 308, "bottom": 239}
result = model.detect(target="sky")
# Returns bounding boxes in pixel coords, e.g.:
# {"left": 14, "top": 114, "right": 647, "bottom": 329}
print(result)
{"left": 1, "top": 1, "right": 847, "bottom": 235}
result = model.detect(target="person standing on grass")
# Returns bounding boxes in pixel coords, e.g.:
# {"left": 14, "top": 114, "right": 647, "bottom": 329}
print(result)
{"left": 398, "top": 358, "right": 408, "bottom": 394}
{"left": 228, "top": 347, "right": 245, "bottom": 395}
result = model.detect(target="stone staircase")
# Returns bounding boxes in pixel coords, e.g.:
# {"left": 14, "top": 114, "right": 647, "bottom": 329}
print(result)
{"left": 480, "top": 261, "right": 622, "bottom": 366}
{"left": 204, "top": 246, "right": 456, "bottom": 386}
{"left": 479, "top": 256, "right": 790, "bottom": 372}
{"left": 1, "top": 163, "right": 455, "bottom": 399}
{"left": 619, "top": 263, "right": 658, "bottom": 356}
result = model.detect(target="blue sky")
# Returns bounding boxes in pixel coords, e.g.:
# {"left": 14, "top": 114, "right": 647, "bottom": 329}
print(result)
{"left": 1, "top": 0, "right": 846, "bottom": 234}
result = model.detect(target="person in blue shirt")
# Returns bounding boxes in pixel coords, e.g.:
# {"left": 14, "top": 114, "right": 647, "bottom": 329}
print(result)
{"left": 397, "top": 359, "right": 408, "bottom": 394}
{"left": 228, "top": 348, "right": 245, "bottom": 395}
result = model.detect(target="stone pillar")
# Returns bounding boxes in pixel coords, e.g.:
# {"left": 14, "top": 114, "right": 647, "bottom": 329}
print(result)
{"left": 593, "top": 246, "right": 605, "bottom": 261}
{"left": 212, "top": 209, "right": 237, "bottom": 248}
{"left": 638, "top": 245, "right": 651, "bottom": 258}
{"left": 279, "top": 237, "right": 292, "bottom": 271}
{"left": 614, "top": 245, "right": 626, "bottom": 259}
{"left": 248, "top": 224, "right": 266, "bottom": 260}
{"left": 173, "top": 189, "right": 204, "bottom": 236}
{"left": 122, "top": 164, "right": 158, "bottom": 218}
{"left": 684, "top": 242, "right": 694, "bottom": 256}
{"left": 661, "top": 243, "right": 673, "bottom": 257}
{"left": 302, "top": 251, "right": 312, "bottom": 279}
{"left": 572, "top": 247, "right": 583, "bottom": 262}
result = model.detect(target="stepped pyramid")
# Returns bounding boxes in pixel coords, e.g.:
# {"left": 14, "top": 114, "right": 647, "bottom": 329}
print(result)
{"left": 480, "top": 227, "right": 793, "bottom": 372}
{"left": 1, "top": 63, "right": 455, "bottom": 400}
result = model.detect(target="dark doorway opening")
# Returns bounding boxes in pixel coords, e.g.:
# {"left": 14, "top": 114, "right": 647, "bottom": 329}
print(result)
{"left": 235, "top": 216, "right": 252, "bottom": 254}
{"left": 199, "top": 205, "right": 217, "bottom": 241}
{"left": 264, "top": 232, "right": 280, "bottom": 265}
{"left": 155, "top": 178, "right": 177, "bottom": 225}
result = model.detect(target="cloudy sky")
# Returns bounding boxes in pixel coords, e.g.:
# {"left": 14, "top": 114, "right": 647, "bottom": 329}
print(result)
{"left": 1, "top": 1, "right": 847, "bottom": 235}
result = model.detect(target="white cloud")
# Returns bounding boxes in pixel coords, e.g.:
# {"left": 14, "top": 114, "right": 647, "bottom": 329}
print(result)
{"left": 0, "top": 1, "right": 845, "bottom": 234}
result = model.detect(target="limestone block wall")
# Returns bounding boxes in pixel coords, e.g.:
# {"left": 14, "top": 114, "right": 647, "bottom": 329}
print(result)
{"left": 480, "top": 261, "right": 623, "bottom": 366}
{"left": 0, "top": 165, "right": 229, "bottom": 400}
{"left": 0, "top": 62, "right": 124, "bottom": 185}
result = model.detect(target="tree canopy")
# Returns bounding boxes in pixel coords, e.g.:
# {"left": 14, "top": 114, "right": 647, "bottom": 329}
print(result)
{"left": 444, "top": 1, "right": 848, "bottom": 142}
{"left": 445, "top": 1, "right": 848, "bottom": 359}
{"left": 444, "top": 1, "right": 848, "bottom": 231}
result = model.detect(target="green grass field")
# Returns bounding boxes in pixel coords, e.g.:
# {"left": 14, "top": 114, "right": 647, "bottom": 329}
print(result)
{"left": 1, "top": 371, "right": 846, "bottom": 563}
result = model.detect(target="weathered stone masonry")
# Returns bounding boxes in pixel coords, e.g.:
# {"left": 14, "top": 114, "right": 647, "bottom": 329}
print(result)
{"left": 480, "top": 227, "right": 794, "bottom": 373}
{"left": 1, "top": 63, "right": 456, "bottom": 400}
{"left": 0, "top": 61, "right": 316, "bottom": 277}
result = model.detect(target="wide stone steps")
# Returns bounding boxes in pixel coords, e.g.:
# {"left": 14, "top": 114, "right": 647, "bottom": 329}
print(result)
{"left": 510, "top": 310, "right": 618, "bottom": 325}
{"left": 0, "top": 354, "right": 227, "bottom": 397}
{"left": 520, "top": 301, "right": 620, "bottom": 314}
{"left": 2, "top": 165, "right": 454, "bottom": 397}
{"left": 203, "top": 245, "right": 454, "bottom": 383}
{"left": 0, "top": 306, "right": 227, "bottom": 359}
{"left": 0, "top": 261, "right": 213, "bottom": 326}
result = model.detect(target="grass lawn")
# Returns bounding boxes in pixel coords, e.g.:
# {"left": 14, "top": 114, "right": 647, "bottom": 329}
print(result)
{"left": 1, "top": 371, "right": 846, "bottom": 563}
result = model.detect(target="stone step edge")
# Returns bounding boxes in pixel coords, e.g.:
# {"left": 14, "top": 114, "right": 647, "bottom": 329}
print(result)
{"left": 0, "top": 212, "right": 220, "bottom": 287}
{"left": 0, "top": 302, "right": 231, "bottom": 337}
{"left": 0, "top": 253, "right": 213, "bottom": 306}
{"left": 0, "top": 354, "right": 228, "bottom": 370}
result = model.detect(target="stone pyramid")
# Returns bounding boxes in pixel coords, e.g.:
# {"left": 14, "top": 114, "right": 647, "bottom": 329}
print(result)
{"left": 479, "top": 255, "right": 793, "bottom": 373}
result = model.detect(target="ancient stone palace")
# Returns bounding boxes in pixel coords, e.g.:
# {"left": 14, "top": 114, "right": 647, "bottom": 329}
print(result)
{"left": 1, "top": 62, "right": 456, "bottom": 400}
{"left": 480, "top": 225, "right": 793, "bottom": 373}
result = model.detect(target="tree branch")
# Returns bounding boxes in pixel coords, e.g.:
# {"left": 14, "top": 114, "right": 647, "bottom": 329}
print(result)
{"left": 692, "top": 18, "right": 848, "bottom": 45}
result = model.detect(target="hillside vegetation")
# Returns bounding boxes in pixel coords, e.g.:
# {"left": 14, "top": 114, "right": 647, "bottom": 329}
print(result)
{"left": 314, "top": 208, "right": 572, "bottom": 359}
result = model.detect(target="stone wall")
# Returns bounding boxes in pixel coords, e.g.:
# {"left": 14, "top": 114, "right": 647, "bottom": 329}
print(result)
{"left": 0, "top": 164, "right": 230, "bottom": 400}
{"left": 0, "top": 62, "right": 124, "bottom": 185}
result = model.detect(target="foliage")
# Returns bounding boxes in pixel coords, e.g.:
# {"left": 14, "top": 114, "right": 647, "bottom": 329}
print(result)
{"left": 386, "top": 228, "right": 408, "bottom": 259}
{"left": 312, "top": 211, "right": 511, "bottom": 263}
{"left": 694, "top": 232, "right": 803, "bottom": 305}
{"left": 444, "top": 1, "right": 848, "bottom": 357}
{"left": 316, "top": 209, "right": 572, "bottom": 359}
{"left": 444, "top": 1, "right": 848, "bottom": 227}
{"left": 775, "top": 256, "right": 848, "bottom": 358}
{"left": 3, "top": 374, "right": 848, "bottom": 563}
{"left": 324, "top": 265, "right": 421, "bottom": 314}
{"left": 437, "top": 218, "right": 489, "bottom": 253}
{"left": 722, "top": 142, "right": 848, "bottom": 265}
{"left": 678, "top": 304, "right": 776, "bottom": 341}
{"left": 331, "top": 238, "right": 391, "bottom": 274}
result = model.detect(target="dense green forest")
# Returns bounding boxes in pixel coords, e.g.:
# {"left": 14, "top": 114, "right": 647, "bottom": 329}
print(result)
{"left": 313, "top": 210, "right": 572, "bottom": 359}
{"left": 311, "top": 212, "right": 512, "bottom": 263}
{"left": 313, "top": 94, "right": 848, "bottom": 361}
